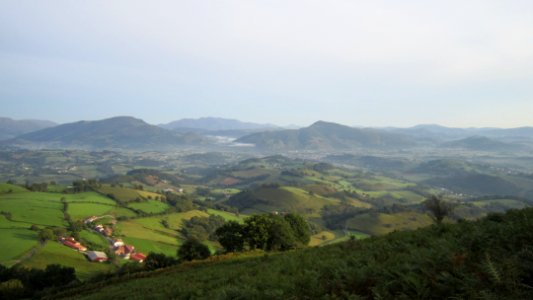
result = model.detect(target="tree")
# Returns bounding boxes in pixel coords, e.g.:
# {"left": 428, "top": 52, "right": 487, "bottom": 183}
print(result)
{"left": 144, "top": 253, "right": 177, "bottom": 270}
{"left": 215, "top": 221, "right": 245, "bottom": 252}
{"left": 267, "top": 216, "right": 297, "bottom": 251}
{"left": 38, "top": 228, "right": 54, "bottom": 243}
{"left": 178, "top": 238, "right": 211, "bottom": 261}
{"left": 284, "top": 213, "right": 311, "bottom": 246}
{"left": 424, "top": 195, "right": 455, "bottom": 224}
{"left": 243, "top": 215, "right": 274, "bottom": 250}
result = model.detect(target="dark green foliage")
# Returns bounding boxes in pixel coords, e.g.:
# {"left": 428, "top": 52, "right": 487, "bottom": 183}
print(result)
{"left": 222, "top": 213, "right": 310, "bottom": 252}
{"left": 322, "top": 204, "right": 368, "bottom": 229}
{"left": 0, "top": 264, "right": 77, "bottom": 299}
{"left": 38, "top": 228, "right": 54, "bottom": 242}
{"left": 284, "top": 213, "right": 311, "bottom": 246}
{"left": 243, "top": 214, "right": 274, "bottom": 250}
{"left": 165, "top": 193, "right": 195, "bottom": 212}
{"left": 144, "top": 253, "right": 178, "bottom": 270}
{"left": 178, "top": 238, "right": 211, "bottom": 261}
{"left": 424, "top": 195, "right": 455, "bottom": 224}
{"left": 26, "top": 182, "right": 48, "bottom": 192}
{"left": 181, "top": 215, "right": 225, "bottom": 241}
{"left": 215, "top": 221, "right": 245, "bottom": 252}
{"left": 267, "top": 216, "right": 297, "bottom": 251}
{"left": 50, "top": 208, "right": 533, "bottom": 299}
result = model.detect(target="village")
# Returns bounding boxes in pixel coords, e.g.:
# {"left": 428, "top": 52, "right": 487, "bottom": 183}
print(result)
{"left": 58, "top": 215, "right": 146, "bottom": 264}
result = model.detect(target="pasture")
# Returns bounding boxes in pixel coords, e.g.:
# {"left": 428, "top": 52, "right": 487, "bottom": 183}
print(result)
{"left": 0, "top": 227, "right": 39, "bottom": 266}
{"left": 128, "top": 200, "right": 169, "bottom": 214}
{"left": 346, "top": 211, "right": 433, "bottom": 236}
{"left": 23, "top": 242, "right": 115, "bottom": 280}
{"left": 0, "top": 192, "right": 66, "bottom": 227}
{"left": 67, "top": 203, "right": 115, "bottom": 220}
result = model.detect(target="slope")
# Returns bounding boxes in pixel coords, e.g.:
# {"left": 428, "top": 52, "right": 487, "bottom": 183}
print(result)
{"left": 236, "top": 121, "right": 414, "bottom": 151}
{"left": 49, "top": 208, "right": 533, "bottom": 300}
{"left": 10, "top": 116, "right": 206, "bottom": 150}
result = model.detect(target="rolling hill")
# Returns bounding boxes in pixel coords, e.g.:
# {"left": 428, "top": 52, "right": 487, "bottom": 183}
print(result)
{"left": 8, "top": 116, "right": 207, "bottom": 150}
{"left": 236, "top": 121, "right": 415, "bottom": 151}
{"left": 160, "top": 117, "right": 278, "bottom": 131}
{"left": 226, "top": 185, "right": 339, "bottom": 216}
{"left": 442, "top": 136, "right": 526, "bottom": 151}
{"left": 0, "top": 117, "right": 57, "bottom": 140}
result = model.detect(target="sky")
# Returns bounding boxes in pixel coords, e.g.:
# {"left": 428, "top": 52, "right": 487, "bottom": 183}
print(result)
{"left": 1, "top": 0, "right": 533, "bottom": 128}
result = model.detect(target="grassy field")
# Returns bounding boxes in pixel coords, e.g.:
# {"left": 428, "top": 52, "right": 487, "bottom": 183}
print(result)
{"left": 67, "top": 203, "right": 115, "bottom": 220}
{"left": 115, "top": 210, "right": 215, "bottom": 256}
{"left": 0, "top": 192, "right": 67, "bottom": 227}
{"left": 0, "top": 227, "right": 39, "bottom": 266}
{"left": 63, "top": 192, "right": 116, "bottom": 205}
{"left": 23, "top": 242, "right": 115, "bottom": 281}
{"left": 0, "top": 183, "right": 28, "bottom": 194}
{"left": 79, "top": 230, "right": 111, "bottom": 250}
{"left": 108, "top": 206, "right": 138, "bottom": 218}
{"left": 229, "top": 186, "right": 340, "bottom": 217}
{"left": 96, "top": 185, "right": 162, "bottom": 203}
{"left": 309, "top": 230, "right": 336, "bottom": 246}
{"left": 206, "top": 209, "right": 245, "bottom": 223}
{"left": 128, "top": 200, "right": 169, "bottom": 214}
{"left": 471, "top": 198, "right": 528, "bottom": 210}
{"left": 121, "top": 236, "right": 178, "bottom": 257}
{"left": 346, "top": 211, "right": 433, "bottom": 236}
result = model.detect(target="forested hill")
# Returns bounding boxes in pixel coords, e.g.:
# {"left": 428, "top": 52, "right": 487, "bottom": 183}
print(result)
{"left": 49, "top": 208, "right": 533, "bottom": 299}
{"left": 9, "top": 116, "right": 206, "bottom": 150}
{"left": 236, "top": 121, "right": 414, "bottom": 151}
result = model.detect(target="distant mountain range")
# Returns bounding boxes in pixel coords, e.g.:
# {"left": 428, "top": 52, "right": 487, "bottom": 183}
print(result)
{"left": 389, "top": 124, "right": 533, "bottom": 142}
{"left": 1, "top": 116, "right": 532, "bottom": 152}
{"left": 8, "top": 116, "right": 206, "bottom": 150}
{"left": 0, "top": 117, "right": 56, "bottom": 140}
{"left": 160, "top": 117, "right": 278, "bottom": 131}
{"left": 236, "top": 121, "right": 414, "bottom": 151}
{"left": 441, "top": 136, "right": 526, "bottom": 151}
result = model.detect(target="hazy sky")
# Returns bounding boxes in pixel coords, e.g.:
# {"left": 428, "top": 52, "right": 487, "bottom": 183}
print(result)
{"left": 1, "top": 1, "right": 533, "bottom": 127}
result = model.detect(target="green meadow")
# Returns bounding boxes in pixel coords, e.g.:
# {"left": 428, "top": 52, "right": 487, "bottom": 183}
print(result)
{"left": 128, "top": 200, "right": 169, "bottom": 214}
{"left": 0, "top": 227, "right": 39, "bottom": 266}
{"left": 67, "top": 203, "right": 116, "bottom": 220}
{"left": 23, "top": 242, "right": 115, "bottom": 280}
{"left": 0, "top": 192, "right": 66, "bottom": 227}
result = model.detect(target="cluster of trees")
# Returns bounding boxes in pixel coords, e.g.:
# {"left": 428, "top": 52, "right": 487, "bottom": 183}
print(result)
{"left": 164, "top": 193, "right": 195, "bottom": 212}
{"left": 70, "top": 180, "right": 98, "bottom": 193}
{"left": 0, "top": 264, "right": 76, "bottom": 299}
{"left": 215, "top": 213, "right": 310, "bottom": 252}
{"left": 24, "top": 182, "right": 48, "bottom": 192}
{"left": 321, "top": 204, "right": 369, "bottom": 229}
{"left": 181, "top": 215, "right": 225, "bottom": 241}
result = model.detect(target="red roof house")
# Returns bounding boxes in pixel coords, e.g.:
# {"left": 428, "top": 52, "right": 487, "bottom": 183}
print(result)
{"left": 130, "top": 252, "right": 147, "bottom": 263}
{"left": 62, "top": 239, "right": 87, "bottom": 251}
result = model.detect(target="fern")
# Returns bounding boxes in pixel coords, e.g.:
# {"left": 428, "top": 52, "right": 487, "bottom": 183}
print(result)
{"left": 484, "top": 253, "right": 501, "bottom": 285}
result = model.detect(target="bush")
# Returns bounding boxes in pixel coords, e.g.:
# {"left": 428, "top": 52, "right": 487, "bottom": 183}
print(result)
{"left": 178, "top": 238, "right": 211, "bottom": 261}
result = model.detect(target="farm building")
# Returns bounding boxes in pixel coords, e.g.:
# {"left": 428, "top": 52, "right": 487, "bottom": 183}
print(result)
{"left": 87, "top": 251, "right": 108, "bottom": 262}
{"left": 130, "top": 252, "right": 147, "bottom": 263}
{"left": 112, "top": 238, "right": 125, "bottom": 248}
{"left": 62, "top": 240, "right": 87, "bottom": 251}
{"left": 60, "top": 237, "right": 87, "bottom": 251}
{"left": 103, "top": 227, "right": 113, "bottom": 237}
{"left": 85, "top": 216, "right": 98, "bottom": 224}
{"left": 115, "top": 245, "right": 135, "bottom": 259}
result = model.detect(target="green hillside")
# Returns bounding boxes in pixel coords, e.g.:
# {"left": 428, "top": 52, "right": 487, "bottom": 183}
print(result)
{"left": 226, "top": 185, "right": 340, "bottom": 216}
{"left": 48, "top": 208, "right": 533, "bottom": 300}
